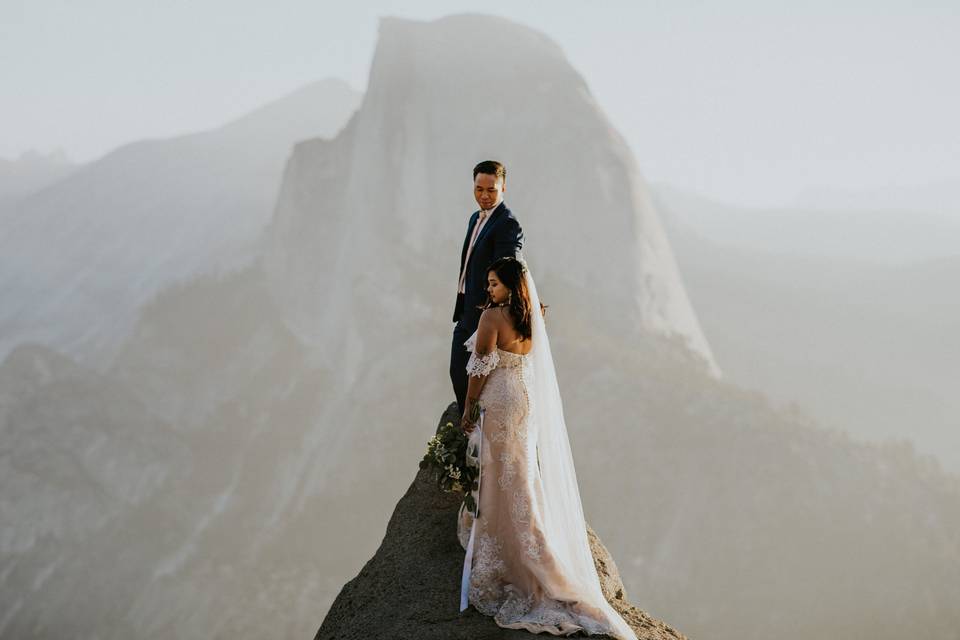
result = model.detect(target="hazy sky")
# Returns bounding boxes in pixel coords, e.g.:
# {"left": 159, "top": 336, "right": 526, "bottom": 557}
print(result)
{"left": 2, "top": 0, "right": 958, "bottom": 206}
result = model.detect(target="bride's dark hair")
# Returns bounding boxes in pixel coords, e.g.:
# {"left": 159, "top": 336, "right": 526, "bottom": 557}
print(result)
{"left": 483, "top": 256, "right": 533, "bottom": 341}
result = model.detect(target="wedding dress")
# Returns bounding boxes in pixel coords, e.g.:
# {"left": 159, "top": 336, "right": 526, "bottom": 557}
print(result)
{"left": 457, "top": 268, "right": 637, "bottom": 640}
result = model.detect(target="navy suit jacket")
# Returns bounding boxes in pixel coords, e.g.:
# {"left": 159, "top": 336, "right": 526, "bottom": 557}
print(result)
{"left": 452, "top": 201, "right": 524, "bottom": 323}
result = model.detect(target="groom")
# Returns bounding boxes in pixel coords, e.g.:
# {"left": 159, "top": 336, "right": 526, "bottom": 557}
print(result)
{"left": 450, "top": 160, "right": 524, "bottom": 414}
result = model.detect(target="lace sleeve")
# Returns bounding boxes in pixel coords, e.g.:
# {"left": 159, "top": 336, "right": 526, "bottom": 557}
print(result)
{"left": 464, "top": 331, "right": 478, "bottom": 353}
{"left": 463, "top": 329, "right": 499, "bottom": 377}
{"left": 466, "top": 349, "right": 500, "bottom": 377}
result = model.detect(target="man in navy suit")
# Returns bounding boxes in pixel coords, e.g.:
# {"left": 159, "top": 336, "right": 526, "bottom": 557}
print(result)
{"left": 450, "top": 160, "right": 524, "bottom": 414}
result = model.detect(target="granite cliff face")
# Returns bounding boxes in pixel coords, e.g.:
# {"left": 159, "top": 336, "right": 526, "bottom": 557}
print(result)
{"left": 265, "top": 14, "right": 719, "bottom": 379}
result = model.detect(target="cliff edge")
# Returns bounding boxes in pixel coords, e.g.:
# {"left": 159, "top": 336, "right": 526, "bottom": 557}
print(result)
{"left": 316, "top": 403, "right": 687, "bottom": 640}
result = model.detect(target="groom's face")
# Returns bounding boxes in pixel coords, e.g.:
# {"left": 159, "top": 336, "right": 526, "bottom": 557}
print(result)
{"left": 474, "top": 173, "right": 505, "bottom": 211}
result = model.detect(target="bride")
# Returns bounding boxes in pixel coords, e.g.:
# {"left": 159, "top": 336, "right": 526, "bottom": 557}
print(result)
{"left": 457, "top": 256, "right": 637, "bottom": 640}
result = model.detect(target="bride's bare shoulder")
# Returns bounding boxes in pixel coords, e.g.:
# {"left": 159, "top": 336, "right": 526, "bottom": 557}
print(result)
{"left": 479, "top": 306, "right": 510, "bottom": 325}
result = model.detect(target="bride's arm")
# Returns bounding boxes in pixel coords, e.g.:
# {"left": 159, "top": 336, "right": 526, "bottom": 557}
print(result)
{"left": 462, "top": 310, "right": 499, "bottom": 432}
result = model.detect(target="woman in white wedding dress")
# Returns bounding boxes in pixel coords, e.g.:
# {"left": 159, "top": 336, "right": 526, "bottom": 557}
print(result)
{"left": 457, "top": 257, "right": 637, "bottom": 640}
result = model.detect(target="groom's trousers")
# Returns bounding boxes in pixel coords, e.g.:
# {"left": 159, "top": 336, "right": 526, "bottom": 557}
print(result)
{"left": 450, "top": 306, "right": 481, "bottom": 415}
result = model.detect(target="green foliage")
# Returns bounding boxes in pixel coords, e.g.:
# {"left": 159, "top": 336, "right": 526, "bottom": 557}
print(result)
{"left": 420, "top": 420, "right": 481, "bottom": 515}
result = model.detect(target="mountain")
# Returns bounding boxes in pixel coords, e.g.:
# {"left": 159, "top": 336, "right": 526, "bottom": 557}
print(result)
{"left": 7, "top": 253, "right": 960, "bottom": 640}
{"left": 0, "top": 343, "right": 184, "bottom": 557}
{"left": 0, "top": 267, "right": 331, "bottom": 639}
{"left": 316, "top": 404, "right": 687, "bottom": 640}
{"left": 794, "top": 179, "right": 960, "bottom": 222}
{"left": 0, "top": 149, "right": 78, "bottom": 206}
{"left": 0, "top": 78, "right": 361, "bottom": 369}
{"left": 264, "top": 14, "right": 719, "bottom": 378}
{"left": 655, "top": 183, "right": 960, "bottom": 265}
{"left": 3, "top": 13, "right": 959, "bottom": 640}
{"left": 656, "top": 186, "right": 960, "bottom": 470}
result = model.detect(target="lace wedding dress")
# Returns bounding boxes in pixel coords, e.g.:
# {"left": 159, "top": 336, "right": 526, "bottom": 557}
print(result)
{"left": 456, "top": 270, "right": 637, "bottom": 640}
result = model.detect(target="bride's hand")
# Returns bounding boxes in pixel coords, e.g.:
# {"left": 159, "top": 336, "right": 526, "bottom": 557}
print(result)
{"left": 460, "top": 406, "right": 476, "bottom": 434}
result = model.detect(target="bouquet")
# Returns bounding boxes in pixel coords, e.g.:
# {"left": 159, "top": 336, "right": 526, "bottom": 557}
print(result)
{"left": 420, "top": 404, "right": 482, "bottom": 514}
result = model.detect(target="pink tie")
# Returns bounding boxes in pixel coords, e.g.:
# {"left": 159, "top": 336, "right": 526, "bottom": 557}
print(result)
{"left": 458, "top": 210, "right": 488, "bottom": 294}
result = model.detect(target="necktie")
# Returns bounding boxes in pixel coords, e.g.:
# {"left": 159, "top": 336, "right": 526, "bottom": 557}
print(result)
{"left": 458, "top": 210, "right": 489, "bottom": 294}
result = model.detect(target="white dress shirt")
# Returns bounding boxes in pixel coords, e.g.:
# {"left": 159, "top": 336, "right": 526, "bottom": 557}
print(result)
{"left": 457, "top": 203, "right": 498, "bottom": 295}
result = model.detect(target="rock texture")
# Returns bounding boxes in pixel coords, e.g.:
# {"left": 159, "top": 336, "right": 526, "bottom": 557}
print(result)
{"left": 317, "top": 403, "right": 687, "bottom": 640}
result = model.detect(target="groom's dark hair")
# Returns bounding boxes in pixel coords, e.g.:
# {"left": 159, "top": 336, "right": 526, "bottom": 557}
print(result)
{"left": 473, "top": 160, "right": 506, "bottom": 182}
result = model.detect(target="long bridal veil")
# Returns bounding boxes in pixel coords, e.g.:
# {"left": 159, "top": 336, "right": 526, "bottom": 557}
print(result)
{"left": 523, "top": 266, "right": 638, "bottom": 640}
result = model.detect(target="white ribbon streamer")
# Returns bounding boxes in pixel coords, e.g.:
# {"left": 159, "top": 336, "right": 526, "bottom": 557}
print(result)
{"left": 459, "top": 408, "right": 484, "bottom": 612}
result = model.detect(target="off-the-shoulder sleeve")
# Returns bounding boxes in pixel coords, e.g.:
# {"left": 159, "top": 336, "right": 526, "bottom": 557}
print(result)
{"left": 466, "top": 350, "right": 499, "bottom": 377}
{"left": 464, "top": 330, "right": 499, "bottom": 377}
{"left": 464, "top": 331, "right": 478, "bottom": 353}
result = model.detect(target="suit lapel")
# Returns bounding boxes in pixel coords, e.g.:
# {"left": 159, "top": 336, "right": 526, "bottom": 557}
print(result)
{"left": 460, "top": 211, "right": 479, "bottom": 272}
{"left": 473, "top": 202, "right": 506, "bottom": 248}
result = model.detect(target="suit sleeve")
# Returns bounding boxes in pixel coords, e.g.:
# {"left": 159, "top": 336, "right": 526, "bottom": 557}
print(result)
{"left": 493, "top": 216, "right": 524, "bottom": 261}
